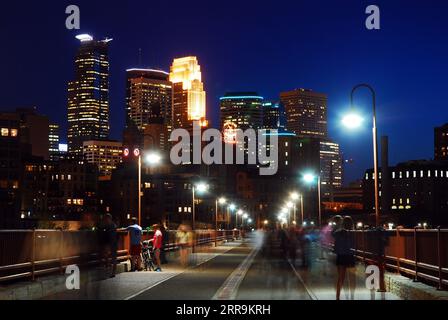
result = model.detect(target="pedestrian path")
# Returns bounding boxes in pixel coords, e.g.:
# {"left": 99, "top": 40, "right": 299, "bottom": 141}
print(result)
{"left": 43, "top": 240, "right": 242, "bottom": 300}
{"left": 291, "top": 244, "right": 401, "bottom": 300}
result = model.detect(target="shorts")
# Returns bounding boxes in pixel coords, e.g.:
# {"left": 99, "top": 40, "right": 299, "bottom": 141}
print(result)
{"left": 336, "top": 254, "right": 356, "bottom": 267}
{"left": 130, "top": 244, "right": 142, "bottom": 256}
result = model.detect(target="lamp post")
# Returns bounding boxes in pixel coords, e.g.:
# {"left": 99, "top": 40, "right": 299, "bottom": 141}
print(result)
{"left": 342, "top": 84, "right": 380, "bottom": 227}
{"left": 228, "top": 203, "right": 236, "bottom": 228}
{"left": 123, "top": 148, "right": 161, "bottom": 226}
{"left": 192, "top": 182, "right": 208, "bottom": 253}
{"left": 290, "top": 192, "right": 300, "bottom": 224}
{"left": 300, "top": 194, "right": 304, "bottom": 226}
{"left": 215, "top": 197, "right": 226, "bottom": 247}
{"left": 303, "top": 173, "right": 322, "bottom": 228}
{"left": 237, "top": 209, "right": 243, "bottom": 238}
{"left": 192, "top": 182, "right": 208, "bottom": 231}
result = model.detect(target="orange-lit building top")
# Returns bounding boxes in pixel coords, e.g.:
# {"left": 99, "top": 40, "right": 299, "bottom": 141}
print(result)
{"left": 169, "top": 57, "right": 207, "bottom": 128}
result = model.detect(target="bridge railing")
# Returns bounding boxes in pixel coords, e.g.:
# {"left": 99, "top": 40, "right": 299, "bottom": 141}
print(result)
{"left": 351, "top": 228, "right": 448, "bottom": 290}
{"left": 0, "top": 229, "right": 239, "bottom": 283}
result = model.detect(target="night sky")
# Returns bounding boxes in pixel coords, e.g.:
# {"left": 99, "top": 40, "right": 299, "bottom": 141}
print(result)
{"left": 1, "top": 0, "right": 447, "bottom": 183}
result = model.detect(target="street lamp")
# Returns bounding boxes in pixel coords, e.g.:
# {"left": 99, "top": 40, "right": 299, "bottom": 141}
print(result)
{"left": 192, "top": 182, "right": 208, "bottom": 231}
{"left": 124, "top": 148, "right": 162, "bottom": 226}
{"left": 215, "top": 197, "right": 226, "bottom": 246}
{"left": 290, "top": 192, "right": 302, "bottom": 226}
{"left": 342, "top": 84, "right": 380, "bottom": 227}
{"left": 303, "top": 172, "right": 322, "bottom": 228}
{"left": 192, "top": 182, "right": 208, "bottom": 253}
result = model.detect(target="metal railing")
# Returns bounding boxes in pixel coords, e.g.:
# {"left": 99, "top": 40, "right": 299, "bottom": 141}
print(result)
{"left": 351, "top": 228, "right": 448, "bottom": 290}
{"left": 0, "top": 229, "right": 240, "bottom": 283}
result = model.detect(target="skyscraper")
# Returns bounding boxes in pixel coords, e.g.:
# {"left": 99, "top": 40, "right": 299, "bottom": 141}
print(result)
{"left": 320, "top": 140, "right": 343, "bottom": 200}
{"left": 67, "top": 34, "right": 111, "bottom": 157}
{"left": 83, "top": 140, "right": 123, "bottom": 177}
{"left": 169, "top": 57, "right": 207, "bottom": 129}
{"left": 125, "top": 68, "right": 173, "bottom": 130}
{"left": 435, "top": 123, "right": 448, "bottom": 160}
{"left": 49, "top": 123, "right": 60, "bottom": 161}
{"left": 280, "top": 88, "right": 328, "bottom": 138}
{"left": 220, "top": 92, "right": 264, "bottom": 131}
{"left": 262, "top": 100, "right": 286, "bottom": 131}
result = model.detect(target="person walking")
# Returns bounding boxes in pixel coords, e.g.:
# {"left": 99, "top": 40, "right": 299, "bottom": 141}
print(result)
{"left": 176, "top": 224, "right": 191, "bottom": 268}
{"left": 333, "top": 216, "right": 356, "bottom": 300}
{"left": 150, "top": 224, "right": 163, "bottom": 272}
{"left": 126, "top": 218, "right": 143, "bottom": 272}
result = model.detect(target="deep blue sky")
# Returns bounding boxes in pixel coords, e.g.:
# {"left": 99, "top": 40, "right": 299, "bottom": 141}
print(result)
{"left": 1, "top": 0, "right": 447, "bottom": 183}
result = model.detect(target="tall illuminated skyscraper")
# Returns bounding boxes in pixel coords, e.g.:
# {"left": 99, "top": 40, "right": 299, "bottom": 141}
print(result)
{"left": 67, "top": 34, "right": 111, "bottom": 156}
{"left": 280, "top": 88, "right": 327, "bottom": 138}
{"left": 49, "top": 123, "right": 60, "bottom": 161}
{"left": 220, "top": 92, "right": 264, "bottom": 131}
{"left": 320, "top": 140, "right": 343, "bottom": 199}
{"left": 169, "top": 57, "right": 207, "bottom": 129}
{"left": 125, "top": 68, "right": 172, "bottom": 130}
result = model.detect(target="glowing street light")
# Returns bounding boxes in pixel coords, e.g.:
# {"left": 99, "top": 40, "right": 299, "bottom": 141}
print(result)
{"left": 145, "top": 152, "right": 162, "bottom": 166}
{"left": 290, "top": 192, "right": 300, "bottom": 201}
{"left": 342, "top": 113, "right": 363, "bottom": 129}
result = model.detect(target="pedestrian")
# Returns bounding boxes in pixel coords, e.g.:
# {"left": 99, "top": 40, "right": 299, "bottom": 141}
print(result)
{"left": 160, "top": 224, "right": 168, "bottom": 265}
{"left": 278, "top": 225, "right": 288, "bottom": 259}
{"left": 99, "top": 214, "right": 118, "bottom": 278}
{"left": 333, "top": 216, "right": 356, "bottom": 300}
{"left": 150, "top": 224, "right": 163, "bottom": 272}
{"left": 288, "top": 225, "right": 299, "bottom": 265}
{"left": 126, "top": 217, "right": 143, "bottom": 272}
{"left": 176, "top": 223, "right": 191, "bottom": 268}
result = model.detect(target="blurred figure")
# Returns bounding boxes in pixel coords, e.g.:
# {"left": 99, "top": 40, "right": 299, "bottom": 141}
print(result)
{"left": 333, "top": 216, "right": 356, "bottom": 300}
{"left": 288, "top": 225, "right": 299, "bottom": 266}
{"left": 126, "top": 218, "right": 143, "bottom": 272}
{"left": 176, "top": 224, "right": 192, "bottom": 268}
{"left": 160, "top": 224, "right": 168, "bottom": 265}
{"left": 278, "top": 225, "right": 288, "bottom": 259}
{"left": 332, "top": 215, "right": 343, "bottom": 235}
{"left": 297, "top": 225, "right": 311, "bottom": 268}
{"left": 99, "top": 214, "right": 117, "bottom": 278}
{"left": 150, "top": 224, "right": 163, "bottom": 272}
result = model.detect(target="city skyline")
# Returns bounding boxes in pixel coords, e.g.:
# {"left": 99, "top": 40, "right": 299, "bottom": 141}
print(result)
{"left": 1, "top": 1, "right": 448, "bottom": 184}
{"left": 2, "top": 1, "right": 448, "bottom": 304}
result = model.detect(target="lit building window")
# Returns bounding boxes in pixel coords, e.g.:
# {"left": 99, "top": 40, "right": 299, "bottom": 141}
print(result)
{"left": 1, "top": 128, "right": 8, "bottom": 136}
{"left": 10, "top": 129, "right": 18, "bottom": 137}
